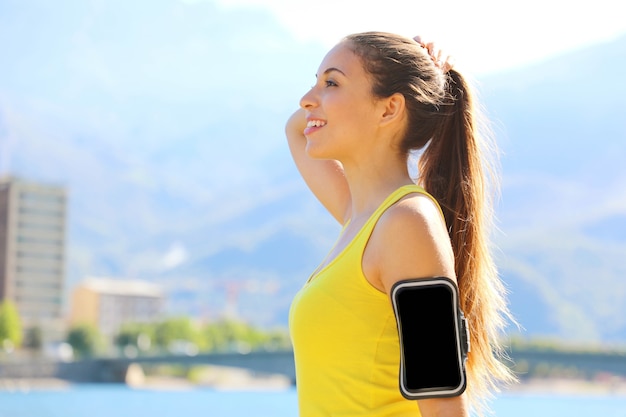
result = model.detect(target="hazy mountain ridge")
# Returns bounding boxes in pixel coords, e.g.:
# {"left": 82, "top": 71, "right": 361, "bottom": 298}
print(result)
{"left": 481, "top": 35, "right": 626, "bottom": 341}
{"left": 1, "top": 1, "right": 625, "bottom": 341}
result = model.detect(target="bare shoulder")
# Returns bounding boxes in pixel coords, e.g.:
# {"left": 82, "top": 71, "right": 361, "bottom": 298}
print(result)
{"left": 383, "top": 192, "right": 445, "bottom": 230}
{"left": 377, "top": 192, "right": 449, "bottom": 250}
{"left": 365, "top": 193, "right": 455, "bottom": 293}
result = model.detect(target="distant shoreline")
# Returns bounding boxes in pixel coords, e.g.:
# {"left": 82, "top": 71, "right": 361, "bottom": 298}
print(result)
{"left": 2, "top": 374, "right": 626, "bottom": 397}
{"left": 504, "top": 376, "right": 626, "bottom": 397}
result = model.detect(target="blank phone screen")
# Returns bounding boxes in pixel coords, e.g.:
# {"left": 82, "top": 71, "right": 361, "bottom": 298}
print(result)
{"left": 396, "top": 283, "right": 462, "bottom": 392}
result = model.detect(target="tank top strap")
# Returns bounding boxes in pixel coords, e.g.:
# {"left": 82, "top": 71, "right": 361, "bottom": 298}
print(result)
{"left": 344, "top": 184, "right": 443, "bottom": 262}
{"left": 306, "top": 185, "right": 443, "bottom": 284}
{"left": 359, "top": 184, "right": 443, "bottom": 235}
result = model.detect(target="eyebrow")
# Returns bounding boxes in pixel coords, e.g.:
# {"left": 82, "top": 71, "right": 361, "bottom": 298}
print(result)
{"left": 315, "top": 67, "right": 346, "bottom": 78}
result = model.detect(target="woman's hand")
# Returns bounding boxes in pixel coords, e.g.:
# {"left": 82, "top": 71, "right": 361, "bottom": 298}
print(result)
{"left": 413, "top": 35, "right": 454, "bottom": 73}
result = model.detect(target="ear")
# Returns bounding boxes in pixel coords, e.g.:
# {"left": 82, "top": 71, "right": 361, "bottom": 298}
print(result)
{"left": 379, "top": 93, "right": 406, "bottom": 127}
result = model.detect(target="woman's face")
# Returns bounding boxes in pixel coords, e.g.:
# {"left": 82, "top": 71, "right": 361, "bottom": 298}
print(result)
{"left": 299, "top": 42, "right": 383, "bottom": 162}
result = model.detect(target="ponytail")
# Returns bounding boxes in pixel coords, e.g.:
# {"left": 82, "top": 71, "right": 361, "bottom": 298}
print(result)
{"left": 419, "top": 69, "right": 516, "bottom": 410}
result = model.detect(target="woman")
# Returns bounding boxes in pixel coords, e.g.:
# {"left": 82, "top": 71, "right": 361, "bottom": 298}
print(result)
{"left": 287, "top": 32, "right": 514, "bottom": 417}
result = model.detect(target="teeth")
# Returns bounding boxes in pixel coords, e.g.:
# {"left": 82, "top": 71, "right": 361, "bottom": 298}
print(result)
{"left": 307, "top": 120, "right": 326, "bottom": 128}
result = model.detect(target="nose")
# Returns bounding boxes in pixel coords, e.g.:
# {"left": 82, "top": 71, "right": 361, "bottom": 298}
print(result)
{"left": 299, "top": 87, "right": 317, "bottom": 110}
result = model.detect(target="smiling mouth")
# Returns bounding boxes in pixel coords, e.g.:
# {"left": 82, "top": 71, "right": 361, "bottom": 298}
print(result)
{"left": 306, "top": 120, "right": 326, "bottom": 128}
{"left": 303, "top": 119, "right": 326, "bottom": 136}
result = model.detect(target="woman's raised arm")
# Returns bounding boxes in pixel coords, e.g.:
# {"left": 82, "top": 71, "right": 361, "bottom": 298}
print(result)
{"left": 286, "top": 108, "right": 351, "bottom": 224}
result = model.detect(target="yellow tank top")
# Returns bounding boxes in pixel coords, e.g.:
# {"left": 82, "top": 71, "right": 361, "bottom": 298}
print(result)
{"left": 290, "top": 185, "right": 437, "bottom": 417}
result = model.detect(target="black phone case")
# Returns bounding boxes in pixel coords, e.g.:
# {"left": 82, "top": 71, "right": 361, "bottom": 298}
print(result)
{"left": 390, "top": 276, "right": 470, "bottom": 400}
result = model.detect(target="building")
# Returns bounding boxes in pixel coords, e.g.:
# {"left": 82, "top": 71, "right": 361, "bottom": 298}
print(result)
{"left": 0, "top": 176, "right": 67, "bottom": 343}
{"left": 70, "top": 277, "right": 165, "bottom": 340}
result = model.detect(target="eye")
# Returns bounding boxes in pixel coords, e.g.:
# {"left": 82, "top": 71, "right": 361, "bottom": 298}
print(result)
{"left": 325, "top": 79, "right": 338, "bottom": 87}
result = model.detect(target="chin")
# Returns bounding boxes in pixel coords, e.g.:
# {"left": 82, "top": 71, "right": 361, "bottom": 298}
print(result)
{"left": 305, "top": 141, "right": 334, "bottom": 160}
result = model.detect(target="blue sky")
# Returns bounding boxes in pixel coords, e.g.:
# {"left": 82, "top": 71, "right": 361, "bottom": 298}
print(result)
{"left": 214, "top": 0, "right": 626, "bottom": 75}
{"left": 1, "top": 0, "right": 624, "bottom": 177}
{"left": 1, "top": 0, "right": 624, "bottom": 186}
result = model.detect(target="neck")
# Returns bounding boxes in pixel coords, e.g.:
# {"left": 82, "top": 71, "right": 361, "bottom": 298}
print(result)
{"left": 341, "top": 152, "right": 414, "bottom": 222}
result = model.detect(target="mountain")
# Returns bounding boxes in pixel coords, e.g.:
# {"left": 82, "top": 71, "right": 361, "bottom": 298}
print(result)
{"left": 1, "top": 0, "right": 625, "bottom": 342}
{"left": 0, "top": 0, "right": 336, "bottom": 325}
{"left": 480, "top": 35, "right": 626, "bottom": 342}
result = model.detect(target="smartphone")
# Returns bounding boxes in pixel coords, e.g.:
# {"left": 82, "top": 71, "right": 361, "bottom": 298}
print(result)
{"left": 390, "top": 276, "right": 470, "bottom": 400}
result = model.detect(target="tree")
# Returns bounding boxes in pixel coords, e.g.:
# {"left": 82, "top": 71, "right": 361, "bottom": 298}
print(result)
{"left": 154, "top": 317, "right": 199, "bottom": 351}
{"left": 201, "top": 319, "right": 290, "bottom": 352}
{"left": 0, "top": 300, "right": 22, "bottom": 349}
{"left": 67, "top": 324, "right": 102, "bottom": 358}
{"left": 115, "top": 322, "right": 155, "bottom": 352}
{"left": 23, "top": 325, "right": 44, "bottom": 351}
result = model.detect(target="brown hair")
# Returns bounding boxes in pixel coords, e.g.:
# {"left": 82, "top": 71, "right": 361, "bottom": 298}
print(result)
{"left": 345, "top": 32, "right": 515, "bottom": 413}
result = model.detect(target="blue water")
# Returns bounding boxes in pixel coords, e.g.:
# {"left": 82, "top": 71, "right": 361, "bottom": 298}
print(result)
{"left": 0, "top": 385, "right": 625, "bottom": 417}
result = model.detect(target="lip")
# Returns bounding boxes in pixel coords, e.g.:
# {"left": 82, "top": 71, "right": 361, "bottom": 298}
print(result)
{"left": 303, "top": 118, "right": 327, "bottom": 136}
